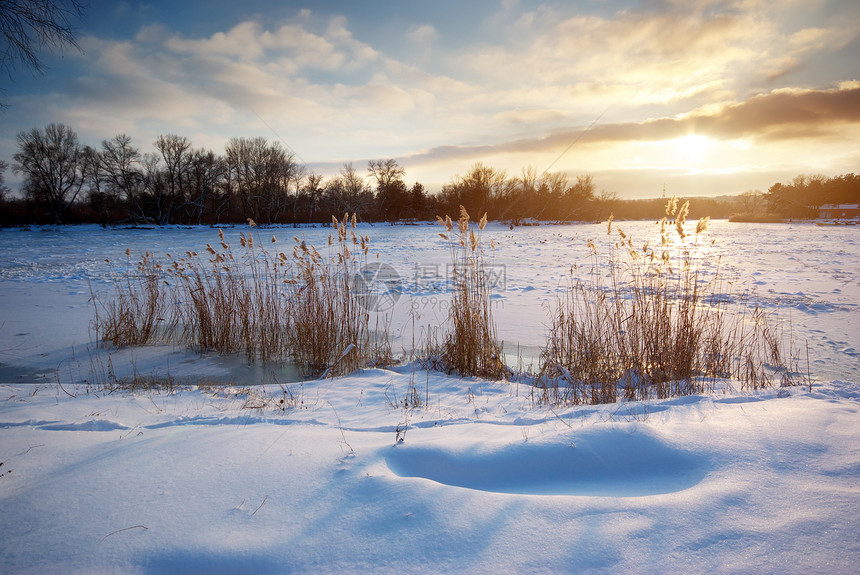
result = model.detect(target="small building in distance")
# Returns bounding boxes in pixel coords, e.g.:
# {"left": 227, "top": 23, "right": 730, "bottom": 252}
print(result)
{"left": 819, "top": 204, "right": 860, "bottom": 219}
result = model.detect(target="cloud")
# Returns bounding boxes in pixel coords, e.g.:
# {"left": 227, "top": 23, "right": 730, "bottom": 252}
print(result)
{"left": 492, "top": 108, "right": 571, "bottom": 128}
{"left": 403, "top": 84, "right": 860, "bottom": 167}
{"left": 678, "top": 85, "right": 860, "bottom": 140}
{"left": 4, "top": 0, "right": 857, "bottom": 196}
{"left": 448, "top": 0, "right": 860, "bottom": 119}
{"left": 53, "top": 13, "right": 409, "bottom": 152}
{"left": 453, "top": 3, "right": 770, "bottom": 107}
{"left": 408, "top": 24, "right": 438, "bottom": 45}
{"left": 162, "top": 17, "right": 378, "bottom": 73}
{"left": 165, "top": 21, "right": 266, "bottom": 59}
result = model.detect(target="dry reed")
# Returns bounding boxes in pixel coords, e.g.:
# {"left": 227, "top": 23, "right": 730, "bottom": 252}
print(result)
{"left": 289, "top": 213, "right": 374, "bottom": 376}
{"left": 538, "top": 197, "right": 797, "bottom": 405}
{"left": 436, "top": 206, "right": 507, "bottom": 379}
{"left": 92, "top": 203, "right": 800, "bottom": 398}
{"left": 90, "top": 249, "right": 172, "bottom": 347}
{"left": 92, "top": 215, "right": 385, "bottom": 378}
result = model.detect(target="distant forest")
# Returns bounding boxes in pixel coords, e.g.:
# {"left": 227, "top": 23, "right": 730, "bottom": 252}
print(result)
{"left": 1, "top": 123, "right": 858, "bottom": 226}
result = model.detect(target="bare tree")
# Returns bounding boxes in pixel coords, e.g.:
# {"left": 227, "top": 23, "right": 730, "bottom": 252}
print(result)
{"left": 368, "top": 158, "right": 407, "bottom": 220}
{"left": 185, "top": 148, "right": 224, "bottom": 224}
{"left": 367, "top": 158, "right": 405, "bottom": 189}
{"left": 441, "top": 162, "right": 507, "bottom": 218}
{"left": 13, "top": 122, "right": 84, "bottom": 223}
{"left": 518, "top": 165, "right": 539, "bottom": 194}
{"left": 541, "top": 171, "right": 569, "bottom": 197}
{"left": 0, "top": 159, "right": 9, "bottom": 201}
{"left": 1, "top": 0, "right": 87, "bottom": 106}
{"left": 99, "top": 133, "right": 146, "bottom": 223}
{"left": 737, "top": 190, "right": 764, "bottom": 216}
{"left": 153, "top": 133, "right": 191, "bottom": 224}
{"left": 140, "top": 151, "right": 165, "bottom": 223}
{"left": 299, "top": 171, "right": 324, "bottom": 223}
{"left": 224, "top": 137, "right": 299, "bottom": 223}
{"left": 325, "top": 163, "right": 372, "bottom": 217}
{"left": 81, "top": 144, "right": 109, "bottom": 226}
{"left": 501, "top": 165, "right": 540, "bottom": 220}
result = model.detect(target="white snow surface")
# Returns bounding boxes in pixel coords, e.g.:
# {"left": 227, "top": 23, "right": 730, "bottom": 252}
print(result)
{"left": 1, "top": 221, "right": 859, "bottom": 573}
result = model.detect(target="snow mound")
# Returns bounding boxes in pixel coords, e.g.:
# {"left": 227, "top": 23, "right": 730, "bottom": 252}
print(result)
{"left": 386, "top": 428, "right": 709, "bottom": 496}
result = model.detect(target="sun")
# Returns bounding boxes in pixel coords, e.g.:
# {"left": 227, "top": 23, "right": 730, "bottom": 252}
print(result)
{"left": 672, "top": 134, "right": 713, "bottom": 166}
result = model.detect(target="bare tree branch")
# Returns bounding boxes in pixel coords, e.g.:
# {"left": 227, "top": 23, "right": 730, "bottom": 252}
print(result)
{"left": 0, "top": 0, "right": 87, "bottom": 77}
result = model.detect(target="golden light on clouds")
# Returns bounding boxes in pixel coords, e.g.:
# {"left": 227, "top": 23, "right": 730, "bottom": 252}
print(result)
{"left": 1, "top": 1, "right": 858, "bottom": 198}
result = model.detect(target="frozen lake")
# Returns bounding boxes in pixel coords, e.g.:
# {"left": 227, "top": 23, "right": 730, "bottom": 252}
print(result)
{"left": 2, "top": 220, "right": 860, "bottom": 574}
{"left": 1, "top": 219, "right": 858, "bottom": 384}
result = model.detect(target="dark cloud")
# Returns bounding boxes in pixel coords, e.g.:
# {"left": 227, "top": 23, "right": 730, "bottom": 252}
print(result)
{"left": 406, "top": 85, "right": 860, "bottom": 166}
{"left": 698, "top": 85, "right": 860, "bottom": 139}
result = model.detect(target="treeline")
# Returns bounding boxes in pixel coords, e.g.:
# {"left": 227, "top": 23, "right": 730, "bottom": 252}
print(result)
{"left": 3, "top": 122, "right": 854, "bottom": 227}
{"left": 727, "top": 174, "right": 860, "bottom": 221}
{"left": 765, "top": 173, "right": 860, "bottom": 219}
{"left": 0, "top": 123, "right": 620, "bottom": 226}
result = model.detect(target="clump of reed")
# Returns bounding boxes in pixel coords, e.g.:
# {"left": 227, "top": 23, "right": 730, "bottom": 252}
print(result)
{"left": 92, "top": 215, "right": 384, "bottom": 378}
{"left": 289, "top": 214, "right": 373, "bottom": 376}
{"left": 91, "top": 249, "right": 172, "bottom": 347}
{"left": 436, "top": 206, "right": 507, "bottom": 379}
{"left": 165, "top": 226, "right": 291, "bottom": 363}
{"left": 538, "top": 197, "right": 797, "bottom": 405}
{"left": 93, "top": 203, "right": 799, "bottom": 396}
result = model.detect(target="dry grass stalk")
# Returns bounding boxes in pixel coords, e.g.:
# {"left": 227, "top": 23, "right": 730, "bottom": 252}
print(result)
{"left": 93, "top": 216, "right": 385, "bottom": 378}
{"left": 436, "top": 206, "right": 506, "bottom": 379}
{"left": 539, "top": 197, "right": 797, "bottom": 405}
{"left": 92, "top": 204, "right": 798, "bottom": 396}
{"left": 164, "top": 229, "right": 291, "bottom": 363}
{"left": 288, "top": 213, "right": 373, "bottom": 376}
{"left": 91, "top": 250, "right": 171, "bottom": 347}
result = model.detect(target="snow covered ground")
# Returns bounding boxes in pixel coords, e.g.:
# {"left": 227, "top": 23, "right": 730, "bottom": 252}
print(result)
{"left": 1, "top": 221, "right": 859, "bottom": 573}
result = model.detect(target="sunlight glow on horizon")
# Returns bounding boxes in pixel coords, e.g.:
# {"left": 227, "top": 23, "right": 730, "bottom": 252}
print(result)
{"left": 673, "top": 135, "right": 713, "bottom": 166}
{"left": 1, "top": 0, "right": 858, "bottom": 199}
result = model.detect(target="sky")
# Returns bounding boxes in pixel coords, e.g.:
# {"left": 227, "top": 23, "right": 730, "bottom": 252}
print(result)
{"left": 2, "top": 0, "right": 859, "bottom": 198}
